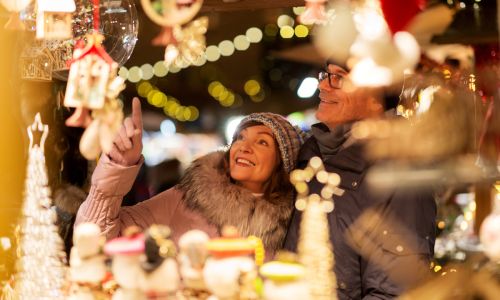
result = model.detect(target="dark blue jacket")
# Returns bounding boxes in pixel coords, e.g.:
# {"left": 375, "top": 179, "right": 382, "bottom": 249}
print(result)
{"left": 283, "top": 134, "right": 436, "bottom": 300}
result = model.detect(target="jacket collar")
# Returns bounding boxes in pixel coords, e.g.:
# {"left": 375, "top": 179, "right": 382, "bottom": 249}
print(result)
{"left": 177, "top": 151, "right": 294, "bottom": 252}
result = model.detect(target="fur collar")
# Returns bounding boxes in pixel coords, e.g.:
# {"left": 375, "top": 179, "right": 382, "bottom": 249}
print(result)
{"left": 178, "top": 151, "right": 294, "bottom": 252}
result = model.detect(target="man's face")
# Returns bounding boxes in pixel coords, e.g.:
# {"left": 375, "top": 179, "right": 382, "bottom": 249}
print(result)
{"left": 316, "top": 64, "right": 376, "bottom": 129}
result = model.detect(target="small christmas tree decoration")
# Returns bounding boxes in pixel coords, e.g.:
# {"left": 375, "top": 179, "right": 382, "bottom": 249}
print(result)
{"left": 290, "top": 156, "right": 338, "bottom": 300}
{"left": 36, "top": 0, "right": 76, "bottom": 40}
{"left": 14, "top": 113, "right": 68, "bottom": 299}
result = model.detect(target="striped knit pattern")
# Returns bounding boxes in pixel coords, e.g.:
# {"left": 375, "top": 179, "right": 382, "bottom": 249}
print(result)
{"left": 234, "top": 113, "right": 304, "bottom": 173}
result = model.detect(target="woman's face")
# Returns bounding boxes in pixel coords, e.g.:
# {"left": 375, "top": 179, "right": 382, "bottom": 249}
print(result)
{"left": 229, "top": 125, "right": 279, "bottom": 193}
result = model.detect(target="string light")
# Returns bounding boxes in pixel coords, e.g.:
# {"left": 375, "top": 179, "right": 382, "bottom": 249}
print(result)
{"left": 136, "top": 81, "right": 200, "bottom": 122}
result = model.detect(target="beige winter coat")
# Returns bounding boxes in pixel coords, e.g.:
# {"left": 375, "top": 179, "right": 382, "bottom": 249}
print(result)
{"left": 75, "top": 151, "right": 294, "bottom": 253}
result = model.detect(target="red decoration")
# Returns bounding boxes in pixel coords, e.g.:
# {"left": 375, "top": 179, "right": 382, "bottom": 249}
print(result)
{"left": 380, "top": 0, "right": 426, "bottom": 34}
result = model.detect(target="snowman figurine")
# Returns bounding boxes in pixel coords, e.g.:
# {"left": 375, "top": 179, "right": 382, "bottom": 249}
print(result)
{"left": 178, "top": 230, "right": 210, "bottom": 298}
{"left": 104, "top": 226, "right": 146, "bottom": 300}
{"left": 139, "top": 225, "right": 180, "bottom": 299}
{"left": 259, "top": 252, "right": 310, "bottom": 300}
{"left": 69, "top": 222, "right": 107, "bottom": 300}
{"left": 203, "top": 226, "right": 258, "bottom": 300}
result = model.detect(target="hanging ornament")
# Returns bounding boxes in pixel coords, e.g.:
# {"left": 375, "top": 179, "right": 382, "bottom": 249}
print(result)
{"left": 64, "top": 0, "right": 125, "bottom": 160}
{"left": 36, "top": 0, "right": 76, "bottom": 40}
{"left": 1, "top": 0, "right": 31, "bottom": 29}
{"left": 163, "top": 16, "right": 208, "bottom": 66}
{"left": 299, "top": 0, "right": 327, "bottom": 25}
{"left": 141, "top": 0, "right": 206, "bottom": 67}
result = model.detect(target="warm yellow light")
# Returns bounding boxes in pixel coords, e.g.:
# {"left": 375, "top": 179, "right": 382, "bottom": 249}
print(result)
{"left": 244, "top": 80, "right": 261, "bottom": 96}
{"left": 176, "top": 106, "right": 186, "bottom": 121}
{"left": 218, "top": 40, "right": 235, "bottom": 57}
{"left": 280, "top": 26, "right": 294, "bottom": 39}
{"left": 169, "top": 64, "right": 181, "bottom": 74}
{"left": 118, "top": 67, "right": 128, "bottom": 79}
{"left": 277, "top": 15, "right": 294, "bottom": 28}
{"left": 205, "top": 45, "right": 221, "bottom": 62}
{"left": 187, "top": 106, "right": 199, "bottom": 121}
{"left": 434, "top": 265, "right": 442, "bottom": 272}
{"left": 208, "top": 81, "right": 221, "bottom": 96}
{"left": 246, "top": 27, "right": 263, "bottom": 43}
{"left": 146, "top": 90, "right": 159, "bottom": 104}
{"left": 182, "top": 107, "right": 192, "bottom": 120}
{"left": 293, "top": 6, "right": 306, "bottom": 16}
{"left": 137, "top": 81, "right": 153, "bottom": 98}
{"left": 294, "top": 24, "right": 309, "bottom": 38}
{"left": 153, "top": 61, "right": 168, "bottom": 77}
{"left": 212, "top": 85, "right": 225, "bottom": 98}
{"left": 152, "top": 92, "right": 167, "bottom": 107}
{"left": 234, "top": 35, "right": 250, "bottom": 51}
{"left": 127, "top": 66, "right": 143, "bottom": 83}
{"left": 464, "top": 211, "right": 473, "bottom": 221}
{"left": 140, "top": 64, "right": 154, "bottom": 80}
{"left": 437, "top": 221, "right": 446, "bottom": 229}
{"left": 192, "top": 55, "right": 207, "bottom": 66}
{"left": 220, "top": 95, "right": 235, "bottom": 107}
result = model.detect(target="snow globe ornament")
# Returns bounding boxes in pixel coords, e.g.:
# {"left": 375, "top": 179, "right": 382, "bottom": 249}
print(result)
{"left": 178, "top": 230, "right": 210, "bottom": 297}
{"left": 104, "top": 226, "right": 146, "bottom": 300}
{"left": 139, "top": 225, "right": 180, "bottom": 299}
{"left": 69, "top": 222, "right": 107, "bottom": 300}
{"left": 36, "top": 0, "right": 76, "bottom": 40}
{"left": 203, "top": 226, "right": 259, "bottom": 300}
{"left": 259, "top": 252, "right": 310, "bottom": 300}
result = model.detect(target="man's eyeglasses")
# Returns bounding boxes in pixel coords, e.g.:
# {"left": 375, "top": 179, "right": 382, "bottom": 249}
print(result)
{"left": 318, "top": 71, "right": 344, "bottom": 89}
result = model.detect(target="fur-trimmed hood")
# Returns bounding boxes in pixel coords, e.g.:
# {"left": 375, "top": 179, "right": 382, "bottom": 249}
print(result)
{"left": 177, "top": 151, "right": 294, "bottom": 252}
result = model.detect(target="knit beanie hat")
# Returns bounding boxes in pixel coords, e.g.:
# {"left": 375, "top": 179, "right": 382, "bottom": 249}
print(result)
{"left": 233, "top": 112, "right": 305, "bottom": 173}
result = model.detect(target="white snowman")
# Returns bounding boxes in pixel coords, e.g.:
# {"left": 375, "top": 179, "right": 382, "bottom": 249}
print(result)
{"left": 139, "top": 225, "right": 180, "bottom": 299}
{"left": 104, "top": 226, "right": 146, "bottom": 300}
{"left": 203, "top": 226, "right": 258, "bottom": 300}
{"left": 69, "top": 222, "right": 107, "bottom": 300}
{"left": 259, "top": 253, "right": 310, "bottom": 300}
{"left": 178, "top": 230, "right": 210, "bottom": 294}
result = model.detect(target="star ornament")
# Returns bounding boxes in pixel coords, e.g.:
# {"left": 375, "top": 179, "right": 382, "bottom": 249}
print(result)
{"left": 290, "top": 156, "right": 341, "bottom": 213}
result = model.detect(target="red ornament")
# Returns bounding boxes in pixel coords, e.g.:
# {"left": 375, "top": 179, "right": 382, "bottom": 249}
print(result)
{"left": 380, "top": 0, "right": 426, "bottom": 34}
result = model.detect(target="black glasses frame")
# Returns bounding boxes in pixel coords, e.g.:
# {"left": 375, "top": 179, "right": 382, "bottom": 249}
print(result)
{"left": 318, "top": 71, "right": 344, "bottom": 89}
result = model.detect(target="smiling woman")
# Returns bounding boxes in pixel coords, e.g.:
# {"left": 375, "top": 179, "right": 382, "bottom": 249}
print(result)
{"left": 75, "top": 108, "right": 304, "bottom": 254}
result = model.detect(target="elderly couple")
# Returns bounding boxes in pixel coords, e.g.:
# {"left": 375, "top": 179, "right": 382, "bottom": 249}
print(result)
{"left": 76, "top": 63, "right": 436, "bottom": 299}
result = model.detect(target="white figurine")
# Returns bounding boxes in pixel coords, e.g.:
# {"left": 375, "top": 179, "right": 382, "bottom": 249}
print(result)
{"left": 69, "top": 222, "right": 107, "bottom": 300}
{"left": 259, "top": 253, "right": 310, "bottom": 300}
{"left": 139, "top": 225, "right": 180, "bottom": 299}
{"left": 178, "top": 230, "right": 210, "bottom": 292}
{"left": 203, "top": 226, "right": 258, "bottom": 300}
{"left": 104, "top": 227, "right": 146, "bottom": 300}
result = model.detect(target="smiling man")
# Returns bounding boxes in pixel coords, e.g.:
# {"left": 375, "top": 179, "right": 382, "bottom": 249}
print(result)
{"left": 283, "top": 62, "right": 436, "bottom": 299}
